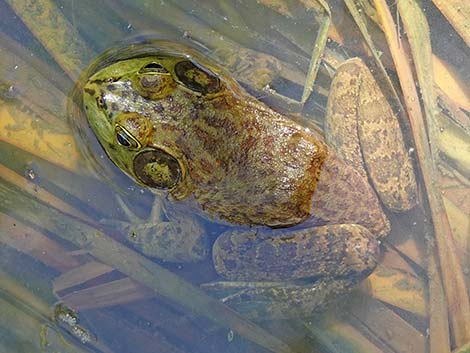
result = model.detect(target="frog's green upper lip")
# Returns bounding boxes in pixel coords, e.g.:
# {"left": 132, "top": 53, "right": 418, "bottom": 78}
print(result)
{"left": 83, "top": 86, "right": 97, "bottom": 97}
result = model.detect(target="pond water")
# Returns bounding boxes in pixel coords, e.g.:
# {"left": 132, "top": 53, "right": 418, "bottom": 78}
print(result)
{"left": 0, "top": 1, "right": 470, "bottom": 353}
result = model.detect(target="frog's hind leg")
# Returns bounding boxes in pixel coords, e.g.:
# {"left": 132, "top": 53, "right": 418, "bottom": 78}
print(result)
{"left": 204, "top": 224, "right": 379, "bottom": 318}
{"left": 212, "top": 224, "right": 379, "bottom": 281}
{"left": 325, "top": 58, "right": 417, "bottom": 212}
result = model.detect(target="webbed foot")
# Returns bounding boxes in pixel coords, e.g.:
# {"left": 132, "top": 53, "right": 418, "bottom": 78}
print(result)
{"left": 202, "top": 278, "right": 356, "bottom": 320}
{"left": 101, "top": 195, "right": 208, "bottom": 262}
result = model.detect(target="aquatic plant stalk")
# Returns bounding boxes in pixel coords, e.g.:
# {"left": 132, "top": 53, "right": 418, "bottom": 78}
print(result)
{"left": 0, "top": 163, "right": 91, "bottom": 223}
{"left": 0, "top": 270, "right": 95, "bottom": 353}
{"left": 343, "top": 0, "right": 405, "bottom": 119}
{"left": 5, "top": 0, "right": 94, "bottom": 80}
{"left": 54, "top": 0, "right": 126, "bottom": 53}
{"left": 373, "top": 0, "right": 470, "bottom": 346}
{"left": 0, "top": 211, "right": 81, "bottom": 272}
{"left": 365, "top": 262, "right": 427, "bottom": 317}
{"left": 0, "top": 33, "right": 70, "bottom": 127}
{"left": 349, "top": 295, "right": 426, "bottom": 353}
{"left": 301, "top": 0, "right": 330, "bottom": 104}
{"left": 431, "top": 0, "right": 470, "bottom": 47}
{"left": 428, "top": 249, "right": 451, "bottom": 353}
{"left": 303, "top": 318, "right": 384, "bottom": 353}
{"left": 397, "top": 0, "right": 470, "bottom": 346}
{"left": 161, "top": 0, "right": 308, "bottom": 69}
{"left": 236, "top": 0, "right": 326, "bottom": 55}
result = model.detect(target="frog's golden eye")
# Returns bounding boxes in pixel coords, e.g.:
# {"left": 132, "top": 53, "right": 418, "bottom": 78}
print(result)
{"left": 174, "top": 60, "right": 221, "bottom": 95}
{"left": 133, "top": 149, "right": 182, "bottom": 190}
{"left": 115, "top": 125, "right": 141, "bottom": 149}
{"left": 132, "top": 62, "right": 176, "bottom": 100}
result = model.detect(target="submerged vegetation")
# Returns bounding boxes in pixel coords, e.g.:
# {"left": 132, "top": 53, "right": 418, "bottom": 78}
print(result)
{"left": 0, "top": 0, "right": 469, "bottom": 352}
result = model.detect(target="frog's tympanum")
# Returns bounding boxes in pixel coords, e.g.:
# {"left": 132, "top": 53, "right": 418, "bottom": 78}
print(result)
{"left": 79, "top": 41, "right": 417, "bottom": 319}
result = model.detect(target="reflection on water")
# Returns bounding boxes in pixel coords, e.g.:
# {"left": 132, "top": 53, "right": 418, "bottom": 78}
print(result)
{"left": 0, "top": 0, "right": 469, "bottom": 353}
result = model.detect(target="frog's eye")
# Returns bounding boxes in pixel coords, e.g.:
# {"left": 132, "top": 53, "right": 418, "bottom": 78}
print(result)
{"left": 139, "top": 62, "right": 167, "bottom": 74}
{"left": 133, "top": 149, "right": 182, "bottom": 190}
{"left": 174, "top": 60, "right": 221, "bottom": 95}
{"left": 133, "top": 62, "right": 176, "bottom": 100}
{"left": 115, "top": 125, "right": 141, "bottom": 149}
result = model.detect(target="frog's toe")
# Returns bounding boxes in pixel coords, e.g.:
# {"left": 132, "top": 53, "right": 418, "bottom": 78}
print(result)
{"left": 99, "top": 215, "right": 208, "bottom": 262}
{"left": 99, "top": 218, "right": 134, "bottom": 231}
{"left": 127, "top": 220, "right": 208, "bottom": 262}
{"left": 202, "top": 279, "right": 356, "bottom": 320}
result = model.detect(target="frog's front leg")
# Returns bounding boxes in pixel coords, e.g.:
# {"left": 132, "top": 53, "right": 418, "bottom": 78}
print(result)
{"left": 108, "top": 196, "right": 208, "bottom": 262}
{"left": 203, "top": 225, "right": 379, "bottom": 319}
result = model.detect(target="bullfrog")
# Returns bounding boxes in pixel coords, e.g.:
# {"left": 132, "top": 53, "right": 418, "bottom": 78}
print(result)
{"left": 80, "top": 42, "right": 417, "bottom": 318}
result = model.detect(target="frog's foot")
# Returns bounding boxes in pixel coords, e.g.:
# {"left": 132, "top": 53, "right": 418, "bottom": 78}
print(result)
{"left": 202, "top": 278, "right": 356, "bottom": 320}
{"left": 101, "top": 195, "right": 208, "bottom": 262}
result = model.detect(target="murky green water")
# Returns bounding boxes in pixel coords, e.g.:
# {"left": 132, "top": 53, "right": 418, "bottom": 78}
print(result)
{"left": 1, "top": 1, "right": 470, "bottom": 353}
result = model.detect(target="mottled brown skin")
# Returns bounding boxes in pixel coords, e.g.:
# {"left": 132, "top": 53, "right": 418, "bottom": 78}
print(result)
{"left": 325, "top": 59, "right": 417, "bottom": 212}
{"left": 81, "top": 45, "right": 416, "bottom": 319}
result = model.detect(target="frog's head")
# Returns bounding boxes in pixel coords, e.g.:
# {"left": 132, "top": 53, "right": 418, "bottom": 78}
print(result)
{"left": 83, "top": 55, "right": 227, "bottom": 200}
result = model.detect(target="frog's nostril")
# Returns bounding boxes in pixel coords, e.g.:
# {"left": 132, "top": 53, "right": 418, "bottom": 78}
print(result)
{"left": 140, "top": 75, "right": 160, "bottom": 89}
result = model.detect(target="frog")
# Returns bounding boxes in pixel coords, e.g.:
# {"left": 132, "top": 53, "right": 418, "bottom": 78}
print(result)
{"left": 80, "top": 41, "right": 417, "bottom": 319}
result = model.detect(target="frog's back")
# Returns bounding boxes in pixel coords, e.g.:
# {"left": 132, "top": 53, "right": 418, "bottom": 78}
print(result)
{"left": 184, "top": 96, "right": 328, "bottom": 228}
